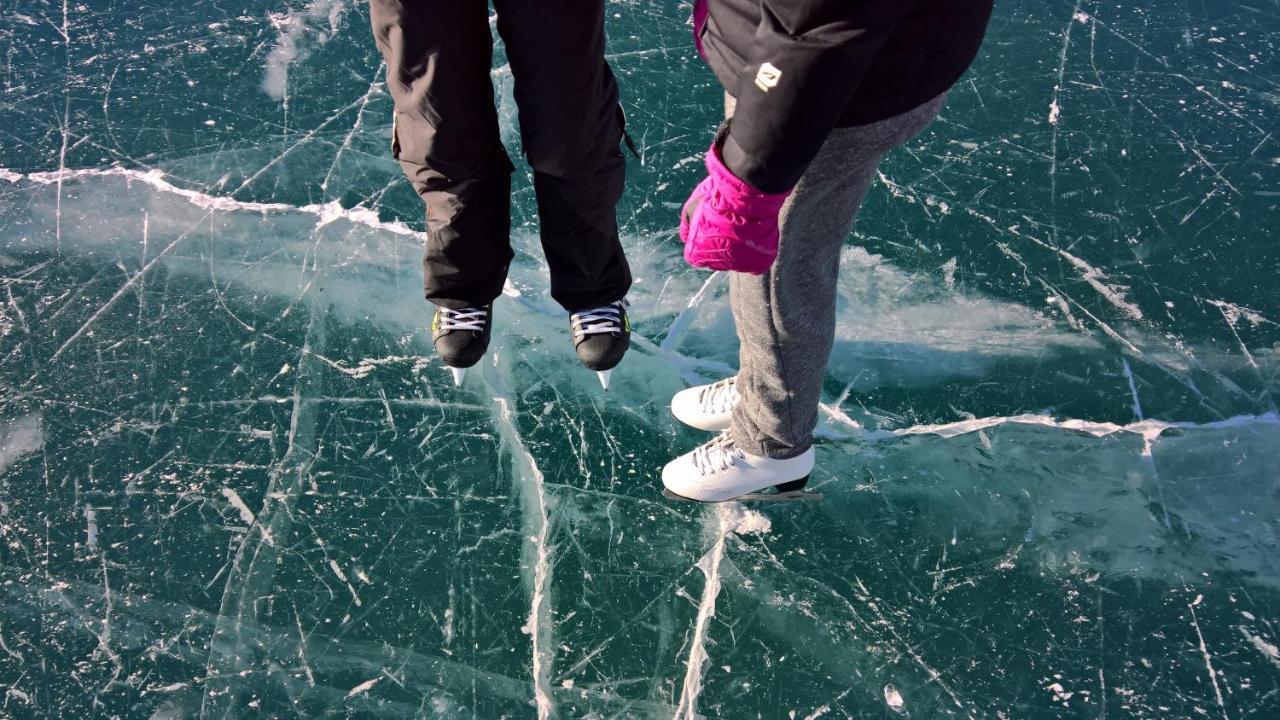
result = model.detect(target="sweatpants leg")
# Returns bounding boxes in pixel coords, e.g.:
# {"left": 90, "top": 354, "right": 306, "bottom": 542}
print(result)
{"left": 493, "top": 0, "right": 632, "bottom": 313}
{"left": 729, "top": 94, "right": 946, "bottom": 459}
{"left": 369, "top": 0, "right": 514, "bottom": 310}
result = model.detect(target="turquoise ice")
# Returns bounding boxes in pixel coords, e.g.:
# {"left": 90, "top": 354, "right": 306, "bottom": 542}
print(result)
{"left": 1, "top": 1, "right": 1277, "bottom": 717}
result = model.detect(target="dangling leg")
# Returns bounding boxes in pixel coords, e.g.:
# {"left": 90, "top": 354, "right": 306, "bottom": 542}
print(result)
{"left": 730, "top": 95, "right": 948, "bottom": 460}
{"left": 370, "top": 0, "right": 511, "bottom": 382}
{"left": 661, "top": 94, "right": 946, "bottom": 502}
{"left": 493, "top": 0, "right": 632, "bottom": 386}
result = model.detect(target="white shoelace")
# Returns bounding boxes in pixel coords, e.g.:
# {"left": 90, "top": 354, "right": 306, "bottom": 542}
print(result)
{"left": 699, "top": 376, "right": 740, "bottom": 414}
{"left": 692, "top": 432, "right": 745, "bottom": 476}
{"left": 437, "top": 307, "right": 488, "bottom": 332}
{"left": 571, "top": 301, "right": 627, "bottom": 340}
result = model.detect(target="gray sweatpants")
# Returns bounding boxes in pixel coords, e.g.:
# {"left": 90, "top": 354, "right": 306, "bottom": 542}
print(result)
{"left": 728, "top": 94, "right": 946, "bottom": 460}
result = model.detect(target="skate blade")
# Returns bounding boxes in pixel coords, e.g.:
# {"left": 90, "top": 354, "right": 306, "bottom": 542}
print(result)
{"left": 596, "top": 370, "right": 612, "bottom": 391}
{"left": 662, "top": 488, "right": 822, "bottom": 503}
{"left": 733, "top": 490, "right": 822, "bottom": 502}
{"left": 449, "top": 367, "right": 467, "bottom": 387}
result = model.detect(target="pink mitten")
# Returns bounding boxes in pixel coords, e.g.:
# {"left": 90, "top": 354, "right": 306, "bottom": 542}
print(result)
{"left": 679, "top": 140, "right": 791, "bottom": 275}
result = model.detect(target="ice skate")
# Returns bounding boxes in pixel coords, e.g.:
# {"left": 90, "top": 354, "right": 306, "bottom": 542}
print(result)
{"left": 432, "top": 304, "right": 492, "bottom": 386}
{"left": 671, "top": 376, "right": 739, "bottom": 431}
{"left": 570, "top": 299, "right": 630, "bottom": 390}
{"left": 661, "top": 432, "right": 819, "bottom": 503}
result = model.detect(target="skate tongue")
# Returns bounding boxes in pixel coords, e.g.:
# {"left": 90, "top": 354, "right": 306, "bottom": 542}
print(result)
{"left": 596, "top": 370, "right": 612, "bottom": 391}
{"left": 449, "top": 367, "right": 468, "bottom": 387}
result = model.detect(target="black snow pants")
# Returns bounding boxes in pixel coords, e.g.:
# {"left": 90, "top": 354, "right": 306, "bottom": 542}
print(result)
{"left": 369, "top": 0, "right": 632, "bottom": 313}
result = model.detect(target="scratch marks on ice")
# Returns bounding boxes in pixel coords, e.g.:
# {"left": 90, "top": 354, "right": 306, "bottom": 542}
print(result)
{"left": 483, "top": 352, "right": 556, "bottom": 720}
{"left": 674, "top": 503, "right": 771, "bottom": 720}
{"left": 200, "top": 276, "right": 326, "bottom": 716}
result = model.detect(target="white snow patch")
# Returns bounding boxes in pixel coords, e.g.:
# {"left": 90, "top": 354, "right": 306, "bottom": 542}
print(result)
{"left": 1048, "top": 99, "right": 1061, "bottom": 125}
{"left": 156, "top": 682, "right": 189, "bottom": 693}
{"left": 1208, "top": 299, "right": 1270, "bottom": 328}
{"left": 941, "top": 257, "right": 958, "bottom": 291}
{"left": 884, "top": 684, "right": 906, "bottom": 713}
{"left": 328, "top": 559, "right": 363, "bottom": 607}
{"left": 84, "top": 506, "right": 99, "bottom": 550}
{"left": 221, "top": 487, "right": 257, "bottom": 526}
{"left": 718, "top": 503, "right": 772, "bottom": 536}
{"left": 1047, "top": 681, "right": 1074, "bottom": 702}
{"left": 262, "top": 1, "right": 348, "bottom": 101}
{"left": 221, "top": 487, "right": 275, "bottom": 547}
{"left": 345, "top": 675, "right": 381, "bottom": 698}
{"left": 0, "top": 414, "right": 42, "bottom": 475}
{"left": 1241, "top": 628, "right": 1280, "bottom": 668}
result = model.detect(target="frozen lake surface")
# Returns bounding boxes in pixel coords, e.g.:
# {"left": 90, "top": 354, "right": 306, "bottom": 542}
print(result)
{"left": 1, "top": 1, "right": 1278, "bottom": 717}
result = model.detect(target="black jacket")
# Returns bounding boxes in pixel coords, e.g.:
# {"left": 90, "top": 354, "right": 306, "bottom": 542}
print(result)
{"left": 699, "top": 0, "right": 993, "bottom": 192}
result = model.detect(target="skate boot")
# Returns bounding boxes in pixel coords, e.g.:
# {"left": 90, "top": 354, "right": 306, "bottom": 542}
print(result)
{"left": 661, "top": 431, "right": 819, "bottom": 503}
{"left": 671, "top": 376, "right": 739, "bottom": 432}
{"left": 570, "top": 299, "right": 630, "bottom": 390}
{"left": 432, "top": 304, "right": 492, "bottom": 386}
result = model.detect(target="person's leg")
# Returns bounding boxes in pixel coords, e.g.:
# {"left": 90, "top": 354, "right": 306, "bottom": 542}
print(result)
{"left": 369, "top": 0, "right": 513, "bottom": 310}
{"left": 491, "top": 0, "right": 631, "bottom": 313}
{"left": 730, "top": 94, "right": 947, "bottom": 459}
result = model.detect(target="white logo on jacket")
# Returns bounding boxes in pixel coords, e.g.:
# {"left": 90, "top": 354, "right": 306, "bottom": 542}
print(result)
{"left": 754, "top": 62, "right": 782, "bottom": 92}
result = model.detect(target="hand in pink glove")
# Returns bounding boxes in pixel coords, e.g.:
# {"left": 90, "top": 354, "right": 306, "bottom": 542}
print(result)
{"left": 679, "top": 139, "right": 792, "bottom": 275}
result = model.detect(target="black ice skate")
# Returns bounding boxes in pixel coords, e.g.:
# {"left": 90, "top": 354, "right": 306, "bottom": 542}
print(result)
{"left": 432, "top": 304, "right": 492, "bottom": 386}
{"left": 569, "top": 299, "right": 630, "bottom": 390}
